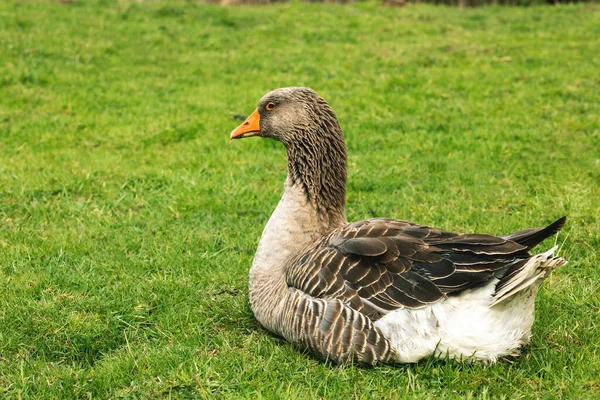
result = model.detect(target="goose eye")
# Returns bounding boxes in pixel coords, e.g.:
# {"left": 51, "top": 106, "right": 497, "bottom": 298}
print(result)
{"left": 266, "top": 102, "right": 276, "bottom": 111}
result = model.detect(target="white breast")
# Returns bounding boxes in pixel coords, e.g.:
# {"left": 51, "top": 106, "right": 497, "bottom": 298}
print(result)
{"left": 251, "top": 181, "right": 325, "bottom": 275}
{"left": 248, "top": 181, "right": 330, "bottom": 332}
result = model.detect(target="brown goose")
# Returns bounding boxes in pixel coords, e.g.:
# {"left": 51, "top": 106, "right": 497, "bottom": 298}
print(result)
{"left": 230, "top": 87, "right": 567, "bottom": 365}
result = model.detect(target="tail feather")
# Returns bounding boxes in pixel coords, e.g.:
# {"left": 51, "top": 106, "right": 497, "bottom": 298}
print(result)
{"left": 491, "top": 247, "right": 567, "bottom": 307}
{"left": 501, "top": 217, "right": 566, "bottom": 250}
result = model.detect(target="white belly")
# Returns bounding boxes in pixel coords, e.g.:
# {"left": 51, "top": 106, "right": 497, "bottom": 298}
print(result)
{"left": 374, "top": 279, "right": 537, "bottom": 363}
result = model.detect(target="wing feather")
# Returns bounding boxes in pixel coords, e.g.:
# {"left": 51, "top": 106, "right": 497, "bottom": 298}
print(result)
{"left": 287, "top": 218, "right": 552, "bottom": 320}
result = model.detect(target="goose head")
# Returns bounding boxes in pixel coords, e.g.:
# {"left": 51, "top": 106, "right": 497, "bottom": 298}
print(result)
{"left": 230, "top": 87, "right": 343, "bottom": 147}
{"left": 230, "top": 87, "right": 348, "bottom": 224}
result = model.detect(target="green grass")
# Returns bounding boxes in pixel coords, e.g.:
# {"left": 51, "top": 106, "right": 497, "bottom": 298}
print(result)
{"left": 1, "top": 0, "right": 599, "bottom": 398}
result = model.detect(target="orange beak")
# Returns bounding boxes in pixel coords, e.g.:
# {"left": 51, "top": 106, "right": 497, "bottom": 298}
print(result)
{"left": 230, "top": 109, "right": 262, "bottom": 139}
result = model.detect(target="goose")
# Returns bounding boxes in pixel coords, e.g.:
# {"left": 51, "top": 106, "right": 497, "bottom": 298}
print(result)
{"left": 230, "top": 87, "right": 567, "bottom": 365}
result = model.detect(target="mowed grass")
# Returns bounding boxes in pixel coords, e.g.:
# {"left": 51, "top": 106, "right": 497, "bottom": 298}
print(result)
{"left": 1, "top": 0, "right": 599, "bottom": 398}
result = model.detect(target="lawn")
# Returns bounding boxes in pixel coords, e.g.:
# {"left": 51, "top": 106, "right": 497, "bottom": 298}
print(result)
{"left": 1, "top": 0, "right": 599, "bottom": 398}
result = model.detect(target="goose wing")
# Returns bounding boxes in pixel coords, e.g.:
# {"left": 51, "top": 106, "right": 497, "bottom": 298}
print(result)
{"left": 286, "top": 218, "right": 531, "bottom": 320}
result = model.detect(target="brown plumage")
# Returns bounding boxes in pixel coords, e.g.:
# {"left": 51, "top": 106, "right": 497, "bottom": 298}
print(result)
{"left": 230, "top": 87, "right": 567, "bottom": 365}
{"left": 287, "top": 217, "right": 565, "bottom": 316}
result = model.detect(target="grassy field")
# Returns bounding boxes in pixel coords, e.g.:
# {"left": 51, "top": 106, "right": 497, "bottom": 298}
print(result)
{"left": 1, "top": 1, "right": 599, "bottom": 398}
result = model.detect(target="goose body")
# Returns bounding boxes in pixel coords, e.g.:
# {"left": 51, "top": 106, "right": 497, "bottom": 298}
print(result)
{"left": 231, "top": 87, "right": 567, "bottom": 365}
